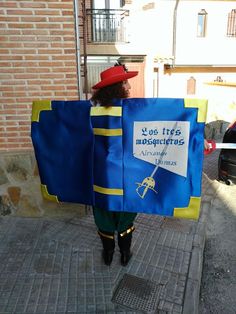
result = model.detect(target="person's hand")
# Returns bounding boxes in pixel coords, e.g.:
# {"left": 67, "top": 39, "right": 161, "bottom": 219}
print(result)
{"left": 204, "top": 139, "right": 210, "bottom": 150}
{"left": 204, "top": 140, "right": 216, "bottom": 155}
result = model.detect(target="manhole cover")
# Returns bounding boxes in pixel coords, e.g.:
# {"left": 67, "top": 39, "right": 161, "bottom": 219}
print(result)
{"left": 112, "top": 274, "right": 163, "bottom": 312}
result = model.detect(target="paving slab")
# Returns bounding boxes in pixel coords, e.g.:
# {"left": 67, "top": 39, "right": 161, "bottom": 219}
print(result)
{"left": 0, "top": 151, "right": 222, "bottom": 314}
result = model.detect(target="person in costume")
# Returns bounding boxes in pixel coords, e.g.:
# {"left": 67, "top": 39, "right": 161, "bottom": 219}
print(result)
{"left": 90, "top": 63, "right": 138, "bottom": 266}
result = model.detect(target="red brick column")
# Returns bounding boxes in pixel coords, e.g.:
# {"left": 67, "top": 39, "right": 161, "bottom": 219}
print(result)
{"left": 0, "top": 0, "right": 79, "bottom": 151}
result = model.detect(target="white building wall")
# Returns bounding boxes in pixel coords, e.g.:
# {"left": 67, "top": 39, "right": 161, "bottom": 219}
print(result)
{"left": 157, "top": 71, "right": 236, "bottom": 123}
{"left": 125, "top": 0, "right": 236, "bottom": 100}
{"left": 125, "top": 1, "right": 236, "bottom": 65}
{"left": 175, "top": 1, "right": 236, "bottom": 65}
{"left": 127, "top": 1, "right": 175, "bottom": 57}
{"left": 87, "top": 0, "right": 236, "bottom": 119}
{"left": 154, "top": 1, "right": 236, "bottom": 123}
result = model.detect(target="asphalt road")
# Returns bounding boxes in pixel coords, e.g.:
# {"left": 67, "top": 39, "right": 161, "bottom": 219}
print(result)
{"left": 199, "top": 179, "right": 236, "bottom": 314}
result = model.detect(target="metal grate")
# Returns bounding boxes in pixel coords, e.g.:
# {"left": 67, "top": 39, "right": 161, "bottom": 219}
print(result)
{"left": 112, "top": 274, "right": 164, "bottom": 312}
{"left": 86, "top": 9, "right": 129, "bottom": 43}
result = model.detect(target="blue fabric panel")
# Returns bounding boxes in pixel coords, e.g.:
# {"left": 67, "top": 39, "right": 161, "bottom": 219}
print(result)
{"left": 92, "top": 115, "right": 123, "bottom": 129}
{"left": 31, "top": 100, "right": 94, "bottom": 205}
{"left": 91, "top": 108, "right": 123, "bottom": 211}
{"left": 122, "top": 98, "right": 205, "bottom": 215}
{"left": 31, "top": 98, "right": 205, "bottom": 217}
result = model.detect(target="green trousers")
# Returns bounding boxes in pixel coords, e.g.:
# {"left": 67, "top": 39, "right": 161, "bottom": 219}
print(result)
{"left": 93, "top": 206, "right": 137, "bottom": 233}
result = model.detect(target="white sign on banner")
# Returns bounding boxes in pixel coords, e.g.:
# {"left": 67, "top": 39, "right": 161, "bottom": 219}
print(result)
{"left": 133, "top": 121, "right": 190, "bottom": 177}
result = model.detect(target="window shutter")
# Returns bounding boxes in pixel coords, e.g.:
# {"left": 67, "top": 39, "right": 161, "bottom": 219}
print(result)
{"left": 187, "top": 77, "right": 196, "bottom": 95}
{"left": 227, "top": 9, "right": 236, "bottom": 37}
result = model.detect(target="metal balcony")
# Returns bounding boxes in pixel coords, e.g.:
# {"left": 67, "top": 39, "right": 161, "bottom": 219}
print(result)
{"left": 86, "top": 9, "right": 129, "bottom": 43}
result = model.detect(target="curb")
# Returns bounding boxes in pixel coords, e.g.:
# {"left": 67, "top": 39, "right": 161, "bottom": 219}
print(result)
{"left": 182, "top": 170, "right": 216, "bottom": 314}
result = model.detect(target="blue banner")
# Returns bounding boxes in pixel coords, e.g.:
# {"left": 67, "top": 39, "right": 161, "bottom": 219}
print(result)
{"left": 31, "top": 98, "right": 207, "bottom": 220}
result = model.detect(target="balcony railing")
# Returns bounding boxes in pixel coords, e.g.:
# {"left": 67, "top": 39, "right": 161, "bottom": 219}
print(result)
{"left": 86, "top": 9, "right": 129, "bottom": 43}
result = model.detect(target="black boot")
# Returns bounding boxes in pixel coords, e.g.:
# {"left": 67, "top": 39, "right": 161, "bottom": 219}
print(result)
{"left": 98, "top": 230, "right": 115, "bottom": 266}
{"left": 118, "top": 226, "right": 135, "bottom": 266}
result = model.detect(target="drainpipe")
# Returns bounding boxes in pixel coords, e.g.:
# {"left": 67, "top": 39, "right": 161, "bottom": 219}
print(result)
{"left": 81, "top": 0, "right": 88, "bottom": 100}
{"left": 74, "top": 0, "right": 84, "bottom": 99}
{"left": 172, "top": 0, "right": 180, "bottom": 67}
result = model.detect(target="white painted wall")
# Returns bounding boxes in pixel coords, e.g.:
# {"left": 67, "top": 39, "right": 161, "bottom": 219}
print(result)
{"left": 123, "top": 0, "right": 236, "bottom": 101}
{"left": 175, "top": 1, "right": 236, "bottom": 65}
{"left": 157, "top": 71, "right": 236, "bottom": 123}
{"left": 124, "top": 0, "right": 236, "bottom": 65}
{"left": 93, "top": 0, "right": 236, "bottom": 119}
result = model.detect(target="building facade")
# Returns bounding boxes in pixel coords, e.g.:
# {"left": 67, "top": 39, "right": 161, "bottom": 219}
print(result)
{"left": 80, "top": 0, "right": 236, "bottom": 122}
{"left": 0, "top": 0, "right": 236, "bottom": 152}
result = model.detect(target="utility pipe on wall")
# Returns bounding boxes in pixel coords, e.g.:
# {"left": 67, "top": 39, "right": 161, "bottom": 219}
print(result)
{"left": 74, "top": 0, "right": 84, "bottom": 99}
{"left": 172, "top": 0, "right": 180, "bottom": 67}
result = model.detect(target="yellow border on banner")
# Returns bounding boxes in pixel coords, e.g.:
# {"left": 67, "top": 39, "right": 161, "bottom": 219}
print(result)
{"left": 41, "top": 184, "right": 59, "bottom": 202}
{"left": 93, "top": 128, "right": 123, "bottom": 136}
{"left": 32, "top": 100, "right": 52, "bottom": 122}
{"left": 184, "top": 99, "right": 208, "bottom": 123}
{"left": 173, "top": 196, "right": 201, "bottom": 220}
{"left": 94, "top": 185, "right": 123, "bottom": 195}
{"left": 90, "top": 106, "right": 122, "bottom": 116}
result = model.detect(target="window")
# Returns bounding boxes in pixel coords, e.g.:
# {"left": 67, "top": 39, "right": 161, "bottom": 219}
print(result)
{"left": 227, "top": 9, "right": 236, "bottom": 37}
{"left": 197, "top": 9, "right": 207, "bottom": 37}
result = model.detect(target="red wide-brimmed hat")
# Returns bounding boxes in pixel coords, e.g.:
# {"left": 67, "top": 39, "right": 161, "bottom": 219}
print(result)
{"left": 92, "top": 65, "right": 138, "bottom": 89}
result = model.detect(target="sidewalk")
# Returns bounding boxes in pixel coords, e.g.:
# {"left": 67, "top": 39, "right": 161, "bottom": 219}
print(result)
{"left": 0, "top": 151, "right": 223, "bottom": 314}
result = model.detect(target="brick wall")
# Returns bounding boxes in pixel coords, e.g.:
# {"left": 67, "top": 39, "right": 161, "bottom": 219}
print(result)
{"left": 0, "top": 0, "right": 79, "bottom": 152}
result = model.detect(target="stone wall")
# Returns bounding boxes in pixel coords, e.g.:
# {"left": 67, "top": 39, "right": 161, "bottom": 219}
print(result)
{"left": 0, "top": 150, "right": 87, "bottom": 217}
